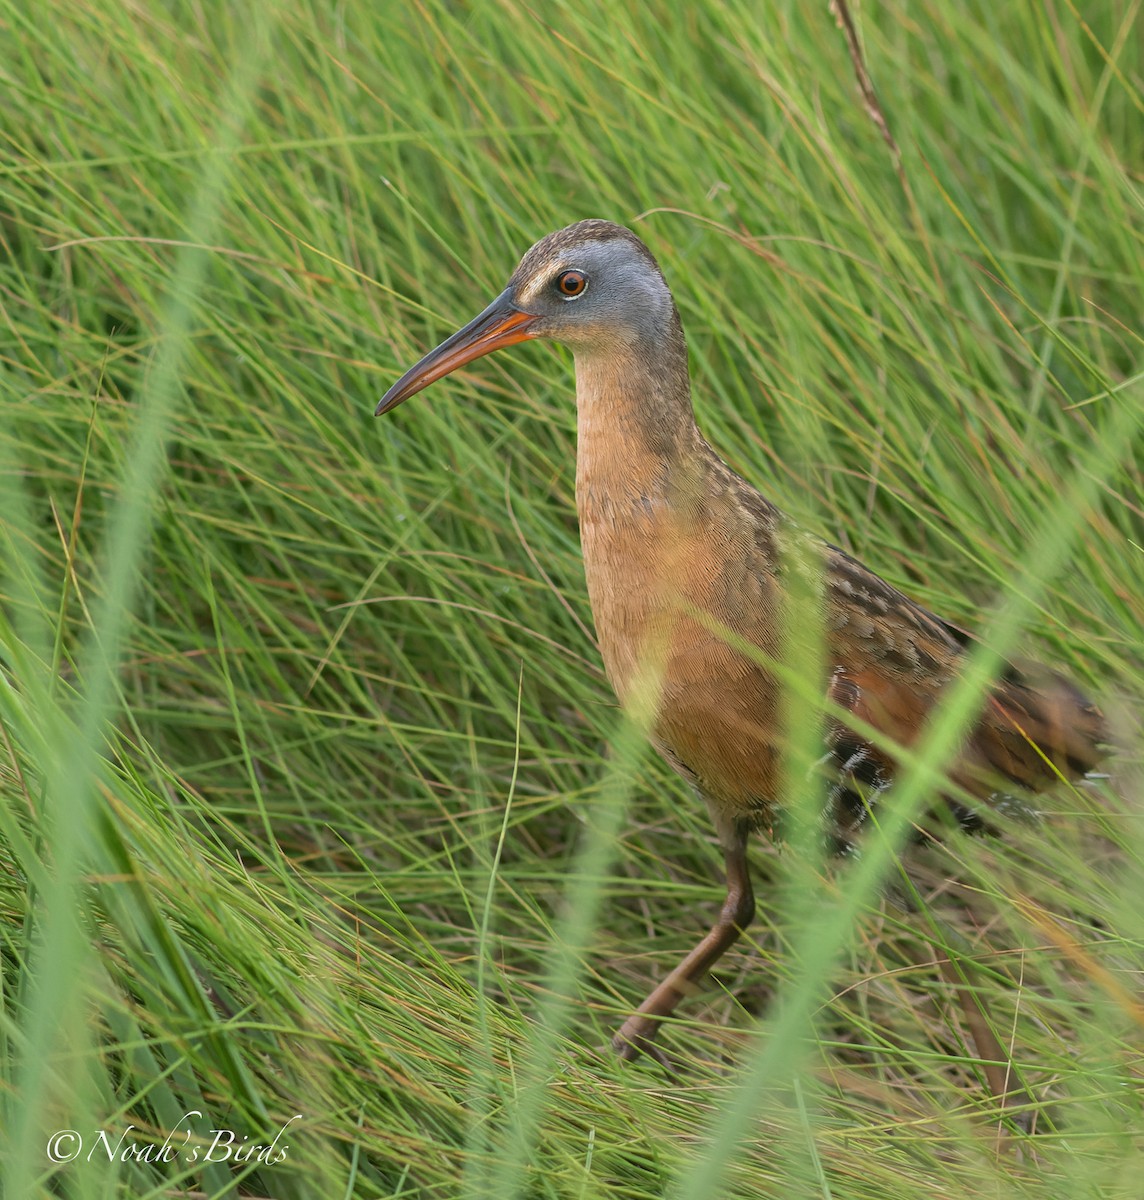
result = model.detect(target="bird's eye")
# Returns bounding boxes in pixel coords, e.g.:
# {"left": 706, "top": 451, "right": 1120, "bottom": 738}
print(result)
{"left": 556, "top": 269, "right": 587, "bottom": 299}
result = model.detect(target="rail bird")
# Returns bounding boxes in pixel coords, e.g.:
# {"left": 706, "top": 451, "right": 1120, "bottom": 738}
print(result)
{"left": 375, "top": 220, "right": 1105, "bottom": 1083}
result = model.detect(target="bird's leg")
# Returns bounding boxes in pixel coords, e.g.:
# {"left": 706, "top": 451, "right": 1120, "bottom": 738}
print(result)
{"left": 613, "top": 810, "right": 755, "bottom": 1063}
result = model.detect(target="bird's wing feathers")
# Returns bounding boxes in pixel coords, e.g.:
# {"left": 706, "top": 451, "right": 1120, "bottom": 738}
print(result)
{"left": 819, "top": 540, "right": 1106, "bottom": 797}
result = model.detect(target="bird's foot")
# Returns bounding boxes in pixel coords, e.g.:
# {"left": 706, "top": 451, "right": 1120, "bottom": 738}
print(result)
{"left": 611, "top": 1018, "right": 681, "bottom": 1078}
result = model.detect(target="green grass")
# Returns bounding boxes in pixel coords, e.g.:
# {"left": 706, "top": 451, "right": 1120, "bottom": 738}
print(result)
{"left": 1, "top": 0, "right": 1142, "bottom": 1196}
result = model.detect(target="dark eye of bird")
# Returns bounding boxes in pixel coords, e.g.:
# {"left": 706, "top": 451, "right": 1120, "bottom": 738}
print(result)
{"left": 557, "top": 269, "right": 587, "bottom": 298}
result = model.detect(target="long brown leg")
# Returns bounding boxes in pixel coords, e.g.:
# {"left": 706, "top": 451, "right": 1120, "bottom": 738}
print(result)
{"left": 613, "top": 809, "right": 755, "bottom": 1063}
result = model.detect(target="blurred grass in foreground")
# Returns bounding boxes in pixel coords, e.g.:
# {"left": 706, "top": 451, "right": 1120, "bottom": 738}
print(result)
{"left": 1, "top": 0, "right": 1142, "bottom": 1196}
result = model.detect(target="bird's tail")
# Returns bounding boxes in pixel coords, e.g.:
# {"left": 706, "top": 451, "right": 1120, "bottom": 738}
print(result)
{"left": 963, "top": 661, "right": 1107, "bottom": 792}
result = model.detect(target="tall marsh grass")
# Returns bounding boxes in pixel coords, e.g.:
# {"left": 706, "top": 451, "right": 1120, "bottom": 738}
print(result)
{"left": 1, "top": 1, "right": 1141, "bottom": 1196}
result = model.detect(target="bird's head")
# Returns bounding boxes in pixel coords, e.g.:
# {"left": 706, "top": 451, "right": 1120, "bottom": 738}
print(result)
{"left": 375, "top": 220, "right": 674, "bottom": 415}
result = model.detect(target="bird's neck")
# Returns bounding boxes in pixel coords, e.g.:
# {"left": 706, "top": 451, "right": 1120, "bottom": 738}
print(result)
{"left": 572, "top": 313, "right": 705, "bottom": 513}
{"left": 570, "top": 314, "right": 725, "bottom": 711}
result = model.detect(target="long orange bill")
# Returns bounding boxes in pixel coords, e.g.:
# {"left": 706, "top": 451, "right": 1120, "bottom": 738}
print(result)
{"left": 376, "top": 288, "right": 539, "bottom": 415}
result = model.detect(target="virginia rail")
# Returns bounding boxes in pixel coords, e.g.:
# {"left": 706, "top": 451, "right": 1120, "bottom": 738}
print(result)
{"left": 376, "top": 219, "right": 1106, "bottom": 1077}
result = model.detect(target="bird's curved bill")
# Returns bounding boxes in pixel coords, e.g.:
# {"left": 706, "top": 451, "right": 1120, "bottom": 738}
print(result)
{"left": 375, "top": 288, "right": 539, "bottom": 415}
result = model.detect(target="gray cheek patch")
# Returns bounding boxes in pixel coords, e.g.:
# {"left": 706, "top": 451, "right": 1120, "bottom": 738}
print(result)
{"left": 589, "top": 250, "right": 672, "bottom": 346}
